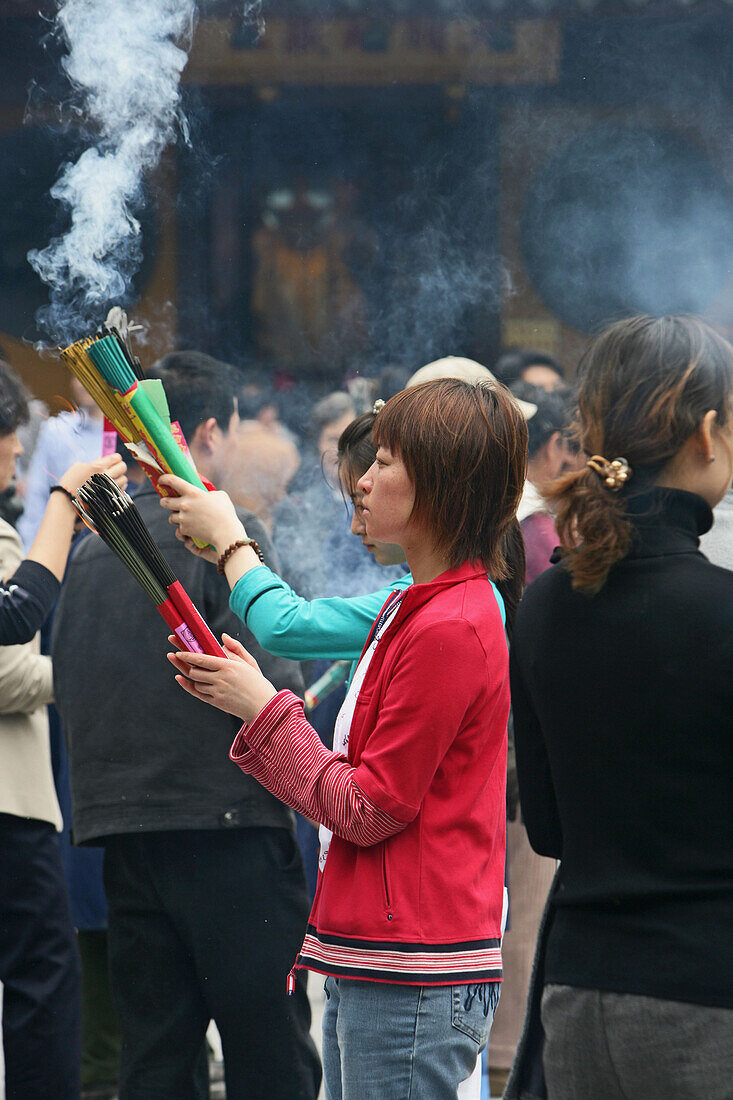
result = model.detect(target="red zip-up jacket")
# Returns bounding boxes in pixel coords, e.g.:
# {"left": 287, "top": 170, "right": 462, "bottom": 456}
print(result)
{"left": 230, "top": 561, "right": 509, "bottom": 985}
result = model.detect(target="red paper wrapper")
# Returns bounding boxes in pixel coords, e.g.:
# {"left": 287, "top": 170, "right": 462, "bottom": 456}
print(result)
{"left": 166, "top": 580, "right": 226, "bottom": 658}
{"left": 155, "top": 597, "right": 205, "bottom": 654}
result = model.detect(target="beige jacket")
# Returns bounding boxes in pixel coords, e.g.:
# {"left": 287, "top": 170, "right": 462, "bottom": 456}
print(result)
{"left": 0, "top": 518, "right": 60, "bottom": 829}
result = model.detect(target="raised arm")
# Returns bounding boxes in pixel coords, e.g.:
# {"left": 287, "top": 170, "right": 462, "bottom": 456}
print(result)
{"left": 231, "top": 568, "right": 411, "bottom": 661}
{"left": 159, "top": 472, "right": 411, "bottom": 661}
{"left": 0, "top": 453, "right": 126, "bottom": 646}
{"left": 25, "top": 453, "right": 127, "bottom": 581}
{"left": 0, "top": 525, "right": 52, "bottom": 709}
{"left": 0, "top": 561, "right": 61, "bottom": 647}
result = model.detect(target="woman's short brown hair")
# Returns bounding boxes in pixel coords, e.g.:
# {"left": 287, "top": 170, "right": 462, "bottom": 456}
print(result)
{"left": 373, "top": 379, "right": 528, "bottom": 581}
{"left": 547, "top": 314, "right": 733, "bottom": 593}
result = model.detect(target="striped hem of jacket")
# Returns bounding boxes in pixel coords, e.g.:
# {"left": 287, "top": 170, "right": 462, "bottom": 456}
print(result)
{"left": 295, "top": 925, "right": 503, "bottom": 985}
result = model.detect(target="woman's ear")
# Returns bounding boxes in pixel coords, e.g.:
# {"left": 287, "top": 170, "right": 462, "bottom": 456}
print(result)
{"left": 696, "top": 409, "right": 719, "bottom": 464}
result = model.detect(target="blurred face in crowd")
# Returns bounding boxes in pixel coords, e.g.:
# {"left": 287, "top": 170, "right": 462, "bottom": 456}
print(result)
{"left": 530, "top": 430, "right": 573, "bottom": 488}
{"left": 319, "top": 412, "right": 358, "bottom": 482}
{"left": 521, "top": 364, "right": 564, "bottom": 392}
{"left": 215, "top": 406, "right": 242, "bottom": 481}
{"left": 0, "top": 431, "right": 23, "bottom": 494}
{"left": 70, "top": 377, "right": 100, "bottom": 415}
{"left": 191, "top": 405, "right": 241, "bottom": 485}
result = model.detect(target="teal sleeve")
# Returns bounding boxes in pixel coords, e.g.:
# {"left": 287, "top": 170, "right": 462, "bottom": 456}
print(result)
{"left": 489, "top": 580, "right": 506, "bottom": 627}
{"left": 229, "top": 566, "right": 413, "bottom": 661}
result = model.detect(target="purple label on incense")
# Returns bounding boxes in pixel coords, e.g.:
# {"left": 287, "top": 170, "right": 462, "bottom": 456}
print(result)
{"left": 175, "top": 625, "right": 203, "bottom": 653}
{"left": 102, "top": 429, "right": 117, "bottom": 456}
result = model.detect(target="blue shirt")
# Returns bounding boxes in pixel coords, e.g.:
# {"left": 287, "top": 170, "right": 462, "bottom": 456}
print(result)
{"left": 18, "top": 411, "right": 103, "bottom": 551}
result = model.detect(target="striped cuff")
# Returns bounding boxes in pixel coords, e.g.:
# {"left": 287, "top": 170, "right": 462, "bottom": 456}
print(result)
{"left": 230, "top": 689, "right": 303, "bottom": 762}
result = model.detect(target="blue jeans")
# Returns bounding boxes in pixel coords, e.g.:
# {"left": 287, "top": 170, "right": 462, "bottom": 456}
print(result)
{"left": 323, "top": 976, "right": 499, "bottom": 1100}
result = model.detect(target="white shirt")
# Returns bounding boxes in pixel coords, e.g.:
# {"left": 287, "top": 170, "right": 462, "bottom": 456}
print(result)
{"left": 317, "top": 594, "right": 404, "bottom": 874}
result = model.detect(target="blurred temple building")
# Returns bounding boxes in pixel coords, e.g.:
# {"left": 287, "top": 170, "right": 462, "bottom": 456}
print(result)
{"left": 1, "top": 1, "right": 733, "bottom": 398}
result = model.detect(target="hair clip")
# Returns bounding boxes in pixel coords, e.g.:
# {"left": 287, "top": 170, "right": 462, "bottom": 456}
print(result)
{"left": 586, "top": 455, "right": 632, "bottom": 491}
{"left": 372, "top": 399, "right": 385, "bottom": 415}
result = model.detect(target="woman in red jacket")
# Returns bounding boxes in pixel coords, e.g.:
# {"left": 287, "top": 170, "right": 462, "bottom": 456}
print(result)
{"left": 167, "top": 378, "right": 527, "bottom": 1100}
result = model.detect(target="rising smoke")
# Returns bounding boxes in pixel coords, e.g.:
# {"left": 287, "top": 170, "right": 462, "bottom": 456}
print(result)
{"left": 28, "top": 0, "right": 506, "bottom": 359}
{"left": 28, "top": 0, "right": 198, "bottom": 344}
{"left": 373, "top": 213, "right": 509, "bottom": 368}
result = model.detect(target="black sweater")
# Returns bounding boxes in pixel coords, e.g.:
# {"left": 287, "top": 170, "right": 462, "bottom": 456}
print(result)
{"left": 0, "top": 559, "right": 60, "bottom": 645}
{"left": 52, "top": 485, "right": 304, "bottom": 844}
{"left": 510, "top": 488, "right": 733, "bottom": 1009}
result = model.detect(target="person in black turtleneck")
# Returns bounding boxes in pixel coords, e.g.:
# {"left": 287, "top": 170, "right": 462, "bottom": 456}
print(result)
{"left": 509, "top": 315, "right": 733, "bottom": 1100}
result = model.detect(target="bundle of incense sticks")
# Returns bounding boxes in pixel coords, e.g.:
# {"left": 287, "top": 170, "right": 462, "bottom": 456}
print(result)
{"left": 60, "top": 320, "right": 207, "bottom": 497}
{"left": 74, "top": 473, "right": 225, "bottom": 658}
{"left": 61, "top": 334, "right": 142, "bottom": 446}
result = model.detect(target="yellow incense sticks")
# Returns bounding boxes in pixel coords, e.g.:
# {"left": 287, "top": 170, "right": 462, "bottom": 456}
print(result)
{"left": 60, "top": 338, "right": 142, "bottom": 442}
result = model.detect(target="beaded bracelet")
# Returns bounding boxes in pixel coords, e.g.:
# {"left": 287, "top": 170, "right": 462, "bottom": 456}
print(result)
{"left": 49, "top": 484, "right": 76, "bottom": 504}
{"left": 216, "top": 538, "right": 264, "bottom": 575}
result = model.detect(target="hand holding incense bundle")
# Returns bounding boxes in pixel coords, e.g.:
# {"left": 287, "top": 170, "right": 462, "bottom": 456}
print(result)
{"left": 73, "top": 473, "right": 225, "bottom": 658}
{"left": 167, "top": 633, "right": 277, "bottom": 724}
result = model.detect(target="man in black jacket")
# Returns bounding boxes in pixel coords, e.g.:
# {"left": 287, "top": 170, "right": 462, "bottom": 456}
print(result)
{"left": 52, "top": 353, "right": 320, "bottom": 1100}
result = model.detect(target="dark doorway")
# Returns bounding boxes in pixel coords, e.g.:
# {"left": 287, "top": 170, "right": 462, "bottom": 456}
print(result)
{"left": 178, "top": 88, "right": 501, "bottom": 378}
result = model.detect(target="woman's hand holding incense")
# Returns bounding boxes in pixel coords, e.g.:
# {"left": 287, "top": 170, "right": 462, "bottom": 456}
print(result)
{"left": 167, "top": 632, "right": 277, "bottom": 722}
{"left": 159, "top": 474, "right": 244, "bottom": 548}
{"left": 159, "top": 474, "right": 263, "bottom": 583}
{"left": 60, "top": 453, "right": 128, "bottom": 496}
{"left": 26, "top": 453, "right": 127, "bottom": 584}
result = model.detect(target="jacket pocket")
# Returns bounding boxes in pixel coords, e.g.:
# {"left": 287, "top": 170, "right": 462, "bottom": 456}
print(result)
{"left": 381, "top": 843, "right": 394, "bottom": 920}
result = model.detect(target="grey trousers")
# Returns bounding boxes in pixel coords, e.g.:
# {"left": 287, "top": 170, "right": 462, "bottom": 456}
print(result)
{"left": 541, "top": 984, "right": 733, "bottom": 1100}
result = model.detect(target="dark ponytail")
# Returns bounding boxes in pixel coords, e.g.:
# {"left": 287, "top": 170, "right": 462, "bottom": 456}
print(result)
{"left": 547, "top": 315, "right": 733, "bottom": 593}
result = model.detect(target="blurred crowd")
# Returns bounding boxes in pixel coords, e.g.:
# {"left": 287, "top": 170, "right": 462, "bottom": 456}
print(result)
{"left": 0, "top": 323, "right": 730, "bottom": 1100}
